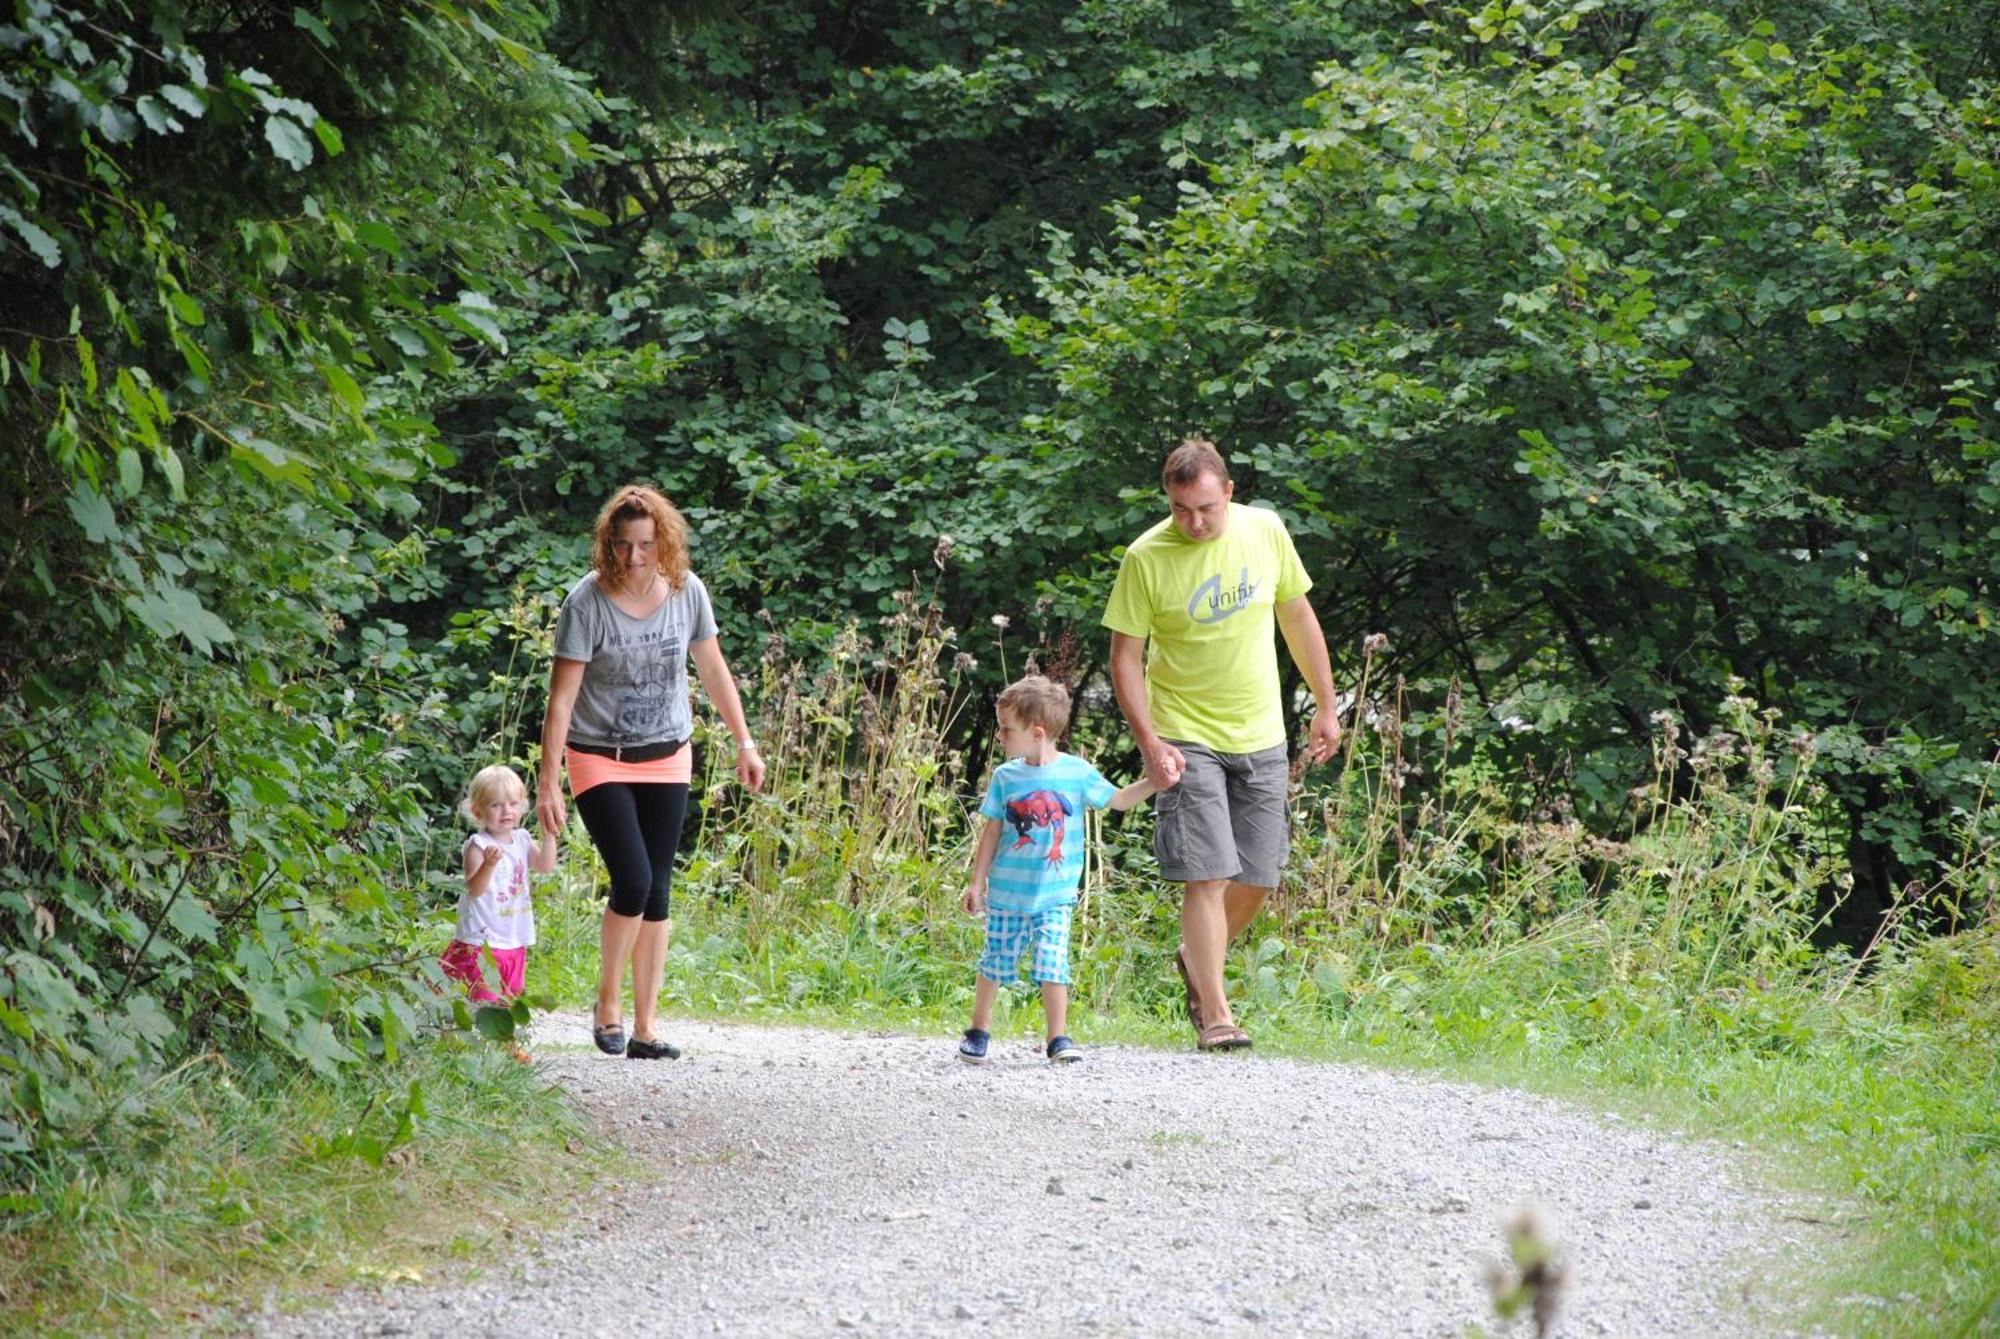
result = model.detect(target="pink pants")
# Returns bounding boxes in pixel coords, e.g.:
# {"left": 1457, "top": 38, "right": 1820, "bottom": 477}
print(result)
{"left": 441, "top": 941, "right": 527, "bottom": 1002}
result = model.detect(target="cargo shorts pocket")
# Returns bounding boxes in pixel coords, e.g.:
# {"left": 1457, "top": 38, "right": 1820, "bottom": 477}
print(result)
{"left": 1151, "top": 781, "right": 1183, "bottom": 870}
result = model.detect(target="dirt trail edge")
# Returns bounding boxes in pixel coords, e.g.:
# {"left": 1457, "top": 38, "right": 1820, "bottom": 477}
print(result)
{"left": 257, "top": 1016, "right": 1835, "bottom": 1338}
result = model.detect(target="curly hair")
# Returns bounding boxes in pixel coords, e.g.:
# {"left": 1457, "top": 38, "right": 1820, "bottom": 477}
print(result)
{"left": 591, "top": 483, "right": 691, "bottom": 593}
{"left": 460, "top": 764, "right": 527, "bottom": 825}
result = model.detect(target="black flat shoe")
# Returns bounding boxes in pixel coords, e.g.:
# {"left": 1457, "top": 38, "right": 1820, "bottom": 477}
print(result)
{"left": 625, "top": 1035, "right": 680, "bottom": 1060}
{"left": 592, "top": 1023, "right": 626, "bottom": 1055}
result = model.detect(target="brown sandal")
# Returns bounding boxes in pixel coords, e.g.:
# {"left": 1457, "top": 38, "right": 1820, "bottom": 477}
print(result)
{"left": 1173, "top": 945, "right": 1206, "bottom": 1034}
{"left": 1197, "top": 1022, "right": 1253, "bottom": 1052}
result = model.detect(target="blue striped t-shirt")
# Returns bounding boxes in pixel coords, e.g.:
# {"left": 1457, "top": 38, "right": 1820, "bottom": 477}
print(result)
{"left": 978, "top": 754, "right": 1118, "bottom": 913}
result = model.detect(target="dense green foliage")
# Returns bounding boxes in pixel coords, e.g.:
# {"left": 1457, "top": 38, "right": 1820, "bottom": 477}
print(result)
{"left": 0, "top": 0, "right": 604, "bottom": 1153}
{"left": 4, "top": 1, "right": 2000, "bottom": 1330}
{"left": 992, "top": 3, "right": 2000, "bottom": 930}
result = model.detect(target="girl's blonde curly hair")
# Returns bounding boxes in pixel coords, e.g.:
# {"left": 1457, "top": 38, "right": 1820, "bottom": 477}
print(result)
{"left": 460, "top": 764, "right": 527, "bottom": 825}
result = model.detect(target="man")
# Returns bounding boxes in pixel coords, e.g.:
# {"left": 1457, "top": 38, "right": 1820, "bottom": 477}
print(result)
{"left": 1103, "top": 437, "right": 1341, "bottom": 1050}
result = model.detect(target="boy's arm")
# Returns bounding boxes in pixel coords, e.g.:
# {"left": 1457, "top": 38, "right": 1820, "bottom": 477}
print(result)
{"left": 529, "top": 826, "right": 559, "bottom": 874}
{"left": 463, "top": 841, "right": 500, "bottom": 896}
{"left": 1107, "top": 775, "right": 1159, "bottom": 813}
{"left": 961, "top": 818, "right": 1002, "bottom": 915}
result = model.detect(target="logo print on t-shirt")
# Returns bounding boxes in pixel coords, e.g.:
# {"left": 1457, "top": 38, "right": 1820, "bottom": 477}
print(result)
{"left": 1004, "top": 790, "right": 1074, "bottom": 866}
{"left": 1188, "top": 567, "right": 1258, "bottom": 625}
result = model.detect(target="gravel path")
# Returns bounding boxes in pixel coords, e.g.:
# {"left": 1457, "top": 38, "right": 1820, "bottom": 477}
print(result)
{"left": 260, "top": 1015, "right": 1833, "bottom": 1338}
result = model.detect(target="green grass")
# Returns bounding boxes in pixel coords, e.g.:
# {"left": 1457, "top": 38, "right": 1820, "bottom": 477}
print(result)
{"left": 0, "top": 1037, "right": 611, "bottom": 1336}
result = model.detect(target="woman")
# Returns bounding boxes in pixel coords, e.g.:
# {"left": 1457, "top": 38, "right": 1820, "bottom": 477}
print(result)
{"left": 537, "top": 484, "right": 766, "bottom": 1058}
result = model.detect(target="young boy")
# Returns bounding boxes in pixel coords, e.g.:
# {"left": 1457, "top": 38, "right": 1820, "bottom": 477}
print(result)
{"left": 959, "top": 674, "right": 1157, "bottom": 1064}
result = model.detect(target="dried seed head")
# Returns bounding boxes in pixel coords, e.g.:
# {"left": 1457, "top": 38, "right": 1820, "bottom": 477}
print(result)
{"left": 932, "top": 534, "right": 955, "bottom": 570}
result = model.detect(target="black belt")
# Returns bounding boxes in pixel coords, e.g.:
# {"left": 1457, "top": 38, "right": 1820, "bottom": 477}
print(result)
{"left": 568, "top": 738, "right": 686, "bottom": 763}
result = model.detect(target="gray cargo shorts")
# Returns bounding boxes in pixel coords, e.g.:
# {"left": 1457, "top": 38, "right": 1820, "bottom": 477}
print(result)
{"left": 1152, "top": 740, "right": 1291, "bottom": 888}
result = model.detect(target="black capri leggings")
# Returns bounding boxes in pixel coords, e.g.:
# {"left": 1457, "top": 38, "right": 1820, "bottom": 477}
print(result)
{"left": 573, "top": 782, "right": 689, "bottom": 922}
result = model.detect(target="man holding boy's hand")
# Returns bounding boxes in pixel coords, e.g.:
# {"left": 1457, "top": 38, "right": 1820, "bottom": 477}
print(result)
{"left": 1104, "top": 436, "right": 1341, "bottom": 1051}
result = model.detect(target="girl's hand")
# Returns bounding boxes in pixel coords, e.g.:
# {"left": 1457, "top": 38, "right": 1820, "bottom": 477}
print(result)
{"left": 961, "top": 884, "right": 985, "bottom": 917}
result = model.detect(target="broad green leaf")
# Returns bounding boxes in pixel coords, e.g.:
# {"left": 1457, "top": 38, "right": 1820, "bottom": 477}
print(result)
{"left": 442, "top": 304, "right": 506, "bottom": 351}
{"left": 0, "top": 997, "right": 32, "bottom": 1042}
{"left": 264, "top": 115, "right": 314, "bottom": 170}
{"left": 124, "top": 577, "right": 235, "bottom": 655}
{"left": 165, "top": 894, "right": 220, "bottom": 945}
{"left": 0, "top": 205, "right": 59, "bottom": 267}
{"left": 134, "top": 96, "right": 182, "bottom": 134}
{"left": 473, "top": 1004, "right": 516, "bottom": 1041}
{"left": 160, "top": 447, "right": 185, "bottom": 500}
{"left": 228, "top": 430, "right": 315, "bottom": 488}
{"left": 320, "top": 361, "right": 365, "bottom": 414}
{"left": 357, "top": 220, "right": 402, "bottom": 257}
{"left": 66, "top": 485, "right": 119, "bottom": 543}
{"left": 126, "top": 994, "right": 179, "bottom": 1044}
{"left": 158, "top": 84, "right": 206, "bottom": 117}
{"left": 293, "top": 6, "right": 335, "bottom": 44}
{"left": 291, "top": 1020, "right": 355, "bottom": 1077}
{"left": 115, "top": 447, "right": 143, "bottom": 498}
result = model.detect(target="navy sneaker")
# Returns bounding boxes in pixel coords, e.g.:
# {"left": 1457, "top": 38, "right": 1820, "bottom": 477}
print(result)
{"left": 1046, "top": 1035, "right": 1083, "bottom": 1064}
{"left": 958, "top": 1027, "right": 990, "bottom": 1065}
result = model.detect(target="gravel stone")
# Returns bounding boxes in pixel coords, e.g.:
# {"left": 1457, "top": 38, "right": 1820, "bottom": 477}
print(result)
{"left": 253, "top": 1014, "right": 1836, "bottom": 1337}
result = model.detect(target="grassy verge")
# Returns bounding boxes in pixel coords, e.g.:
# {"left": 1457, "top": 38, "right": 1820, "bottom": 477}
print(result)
{"left": 0, "top": 1037, "right": 607, "bottom": 1335}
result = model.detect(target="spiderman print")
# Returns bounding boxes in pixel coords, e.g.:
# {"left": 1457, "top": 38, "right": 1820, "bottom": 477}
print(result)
{"left": 1005, "top": 789, "right": 1074, "bottom": 866}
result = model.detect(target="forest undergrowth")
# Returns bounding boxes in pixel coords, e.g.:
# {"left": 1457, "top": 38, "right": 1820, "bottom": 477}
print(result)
{"left": 8, "top": 605, "right": 1998, "bottom": 1337}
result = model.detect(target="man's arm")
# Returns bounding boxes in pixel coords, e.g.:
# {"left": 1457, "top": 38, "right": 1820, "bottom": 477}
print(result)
{"left": 1109, "top": 631, "right": 1183, "bottom": 789}
{"left": 1276, "top": 595, "right": 1342, "bottom": 766}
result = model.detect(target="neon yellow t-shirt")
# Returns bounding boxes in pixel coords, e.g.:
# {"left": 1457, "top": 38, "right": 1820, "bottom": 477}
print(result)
{"left": 1101, "top": 503, "right": 1312, "bottom": 753}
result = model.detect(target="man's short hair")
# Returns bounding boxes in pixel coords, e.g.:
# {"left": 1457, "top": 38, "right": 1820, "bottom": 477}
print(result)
{"left": 1163, "top": 436, "right": 1231, "bottom": 490}
{"left": 996, "top": 674, "right": 1070, "bottom": 735}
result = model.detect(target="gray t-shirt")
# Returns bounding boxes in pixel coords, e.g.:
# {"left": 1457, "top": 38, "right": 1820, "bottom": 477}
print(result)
{"left": 553, "top": 571, "right": 718, "bottom": 748}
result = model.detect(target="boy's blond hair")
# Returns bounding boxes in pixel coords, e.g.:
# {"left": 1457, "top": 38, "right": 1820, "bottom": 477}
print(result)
{"left": 460, "top": 764, "right": 527, "bottom": 824}
{"left": 996, "top": 674, "right": 1070, "bottom": 736}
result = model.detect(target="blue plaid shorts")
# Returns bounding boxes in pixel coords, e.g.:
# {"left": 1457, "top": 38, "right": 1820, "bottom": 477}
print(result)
{"left": 977, "top": 905, "right": 1074, "bottom": 986}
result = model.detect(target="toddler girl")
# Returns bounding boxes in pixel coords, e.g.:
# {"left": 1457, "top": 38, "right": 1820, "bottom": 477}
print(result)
{"left": 442, "top": 763, "right": 558, "bottom": 1002}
